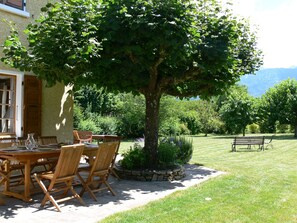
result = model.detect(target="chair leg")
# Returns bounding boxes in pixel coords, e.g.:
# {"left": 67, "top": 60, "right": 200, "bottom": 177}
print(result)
{"left": 110, "top": 169, "right": 120, "bottom": 180}
{"left": 0, "top": 193, "right": 5, "bottom": 206}
{"left": 34, "top": 173, "right": 62, "bottom": 212}
{"left": 92, "top": 176, "right": 116, "bottom": 196}
{"left": 69, "top": 186, "right": 86, "bottom": 206}
{"left": 77, "top": 173, "right": 97, "bottom": 201}
{"left": 103, "top": 180, "right": 116, "bottom": 196}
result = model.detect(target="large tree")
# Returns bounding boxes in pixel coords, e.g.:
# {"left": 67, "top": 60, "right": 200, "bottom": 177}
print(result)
{"left": 1, "top": 0, "right": 262, "bottom": 167}
{"left": 219, "top": 85, "right": 256, "bottom": 136}
{"left": 260, "top": 79, "right": 297, "bottom": 136}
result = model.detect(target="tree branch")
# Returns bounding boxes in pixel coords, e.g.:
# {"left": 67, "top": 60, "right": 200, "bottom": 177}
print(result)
{"left": 160, "top": 66, "right": 203, "bottom": 88}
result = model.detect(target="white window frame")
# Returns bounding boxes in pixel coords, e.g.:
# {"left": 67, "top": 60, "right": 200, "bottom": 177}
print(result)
{"left": 0, "top": 0, "right": 29, "bottom": 18}
{"left": 0, "top": 70, "right": 24, "bottom": 137}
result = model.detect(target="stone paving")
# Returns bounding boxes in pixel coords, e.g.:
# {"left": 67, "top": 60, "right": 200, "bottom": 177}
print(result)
{"left": 0, "top": 164, "right": 224, "bottom": 223}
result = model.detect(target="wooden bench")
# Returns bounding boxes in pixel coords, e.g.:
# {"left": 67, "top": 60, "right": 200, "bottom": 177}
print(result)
{"left": 232, "top": 136, "right": 265, "bottom": 152}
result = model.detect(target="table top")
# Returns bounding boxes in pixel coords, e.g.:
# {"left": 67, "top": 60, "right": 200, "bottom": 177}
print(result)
{"left": 0, "top": 147, "right": 61, "bottom": 161}
{"left": 92, "top": 134, "right": 118, "bottom": 139}
{"left": 0, "top": 144, "right": 99, "bottom": 158}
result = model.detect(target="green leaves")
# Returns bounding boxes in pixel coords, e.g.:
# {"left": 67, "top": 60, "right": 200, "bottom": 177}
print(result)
{"left": 260, "top": 78, "right": 297, "bottom": 131}
{"left": 1, "top": 0, "right": 262, "bottom": 93}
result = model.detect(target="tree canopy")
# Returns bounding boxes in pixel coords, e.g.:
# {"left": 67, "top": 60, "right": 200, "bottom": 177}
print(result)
{"left": 219, "top": 85, "right": 256, "bottom": 136}
{"left": 2, "top": 0, "right": 263, "bottom": 167}
{"left": 260, "top": 78, "right": 297, "bottom": 136}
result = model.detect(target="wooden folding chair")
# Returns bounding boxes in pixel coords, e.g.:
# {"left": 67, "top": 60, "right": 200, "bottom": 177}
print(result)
{"left": 39, "top": 136, "right": 58, "bottom": 145}
{"left": 102, "top": 136, "right": 121, "bottom": 180}
{"left": 0, "top": 137, "right": 25, "bottom": 187}
{"left": 34, "top": 144, "right": 86, "bottom": 212}
{"left": 36, "top": 136, "right": 59, "bottom": 171}
{"left": 77, "top": 141, "right": 119, "bottom": 201}
{"left": 73, "top": 130, "right": 92, "bottom": 144}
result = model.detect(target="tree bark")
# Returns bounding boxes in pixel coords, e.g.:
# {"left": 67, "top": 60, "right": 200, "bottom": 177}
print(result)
{"left": 144, "top": 91, "right": 161, "bottom": 168}
{"left": 242, "top": 128, "right": 246, "bottom": 136}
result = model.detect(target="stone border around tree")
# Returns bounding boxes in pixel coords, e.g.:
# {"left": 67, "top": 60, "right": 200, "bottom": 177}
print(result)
{"left": 113, "top": 162, "right": 186, "bottom": 181}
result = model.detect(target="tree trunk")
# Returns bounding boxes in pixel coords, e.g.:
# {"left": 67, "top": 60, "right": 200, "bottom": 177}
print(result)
{"left": 294, "top": 124, "right": 297, "bottom": 137}
{"left": 242, "top": 128, "right": 246, "bottom": 136}
{"left": 144, "top": 92, "right": 161, "bottom": 168}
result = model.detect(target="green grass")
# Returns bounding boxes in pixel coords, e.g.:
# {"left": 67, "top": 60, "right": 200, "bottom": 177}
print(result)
{"left": 103, "top": 134, "right": 297, "bottom": 223}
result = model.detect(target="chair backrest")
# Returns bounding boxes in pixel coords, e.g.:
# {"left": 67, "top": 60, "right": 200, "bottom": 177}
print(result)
{"left": 39, "top": 136, "right": 58, "bottom": 145}
{"left": 52, "top": 144, "right": 84, "bottom": 180}
{"left": 73, "top": 130, "right": 92, "bottom": 144}
{"left": 102, "top": 136, "right": 121, "bottom": 168}
{"left": 0, "top": 137, "right": 18, "bottom": 149}
{"left": 102, "top": 135, "right": 121, "bottom": 143}
{"left": 90, "top": 141, "right": 119, "bottom": 175}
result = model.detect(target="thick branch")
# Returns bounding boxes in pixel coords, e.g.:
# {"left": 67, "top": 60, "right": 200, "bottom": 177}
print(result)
{"left": 160, "top": 66, "right": 203, "bottom": 88}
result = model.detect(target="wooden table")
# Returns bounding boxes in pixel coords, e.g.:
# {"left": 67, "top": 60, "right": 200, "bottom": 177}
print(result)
{"left": 0, "top": 145, "right": 100, "bottom": 202}
{"left": 0, "top": 147, "right": 61, "bottom": 202}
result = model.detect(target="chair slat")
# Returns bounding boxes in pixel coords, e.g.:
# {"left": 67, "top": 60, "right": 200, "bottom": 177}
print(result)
{"left": 34, "top": 144, "right": 86, "bottom": 212}
{"left": 77, "top": 141, "right": 119, "bottom": 201}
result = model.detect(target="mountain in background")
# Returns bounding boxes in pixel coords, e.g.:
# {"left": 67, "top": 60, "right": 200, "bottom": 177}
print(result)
{"left": 239, "top": 67, "right": 297, "bottom": 97}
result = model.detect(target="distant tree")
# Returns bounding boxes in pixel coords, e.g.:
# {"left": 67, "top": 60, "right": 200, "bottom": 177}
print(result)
{"left": 178, "top": 100, "right": 202, "bottom": 135}
{"left": 197, "top": 100, "right": 223, "bottom": 136}
{"left": 260, "top": 79, "right": 297, "bottom": 137}
{"left": 2, "top": 0, "right": 262, "bottom": 167}
{"left": 116, "top": 93, "right": 146, "bottom": 138}
{"left": 74, "top": 85, "right": 119, "bottom": 116}
{"left": 179, "top": 100, "right": 222, "bottom": 136}
{"left": 219, "top": 85, "right": 256, "bottom": 136}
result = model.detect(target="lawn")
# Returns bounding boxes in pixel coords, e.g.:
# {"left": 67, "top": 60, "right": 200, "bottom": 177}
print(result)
{"left": 102, "top": 134, "right": 297, "bottom": 223}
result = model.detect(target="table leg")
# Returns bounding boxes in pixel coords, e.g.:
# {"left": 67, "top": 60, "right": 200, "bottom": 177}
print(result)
{"left": 4, "top": 161, "right": 10, "bottom": 192}
{"left": 24, "top": 160, "right": 32, "bottom": 202}
{"left": 2, "top": 160, "right": 31, "bottom": 202}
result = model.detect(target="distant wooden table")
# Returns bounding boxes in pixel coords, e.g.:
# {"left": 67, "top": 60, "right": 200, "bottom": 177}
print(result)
{"left": 0, "top": 148, "right": 61, "bottom": 202}
{"left": 92, "top": 135, "right": 118, "bottom": 144}
{"left": 83, "top": 144, "right": 99, "bottom": 158}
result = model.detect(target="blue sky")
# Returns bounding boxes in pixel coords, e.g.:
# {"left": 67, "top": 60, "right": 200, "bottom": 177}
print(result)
{"left": 230, "top": 0, "right": 297, "bottom": 69}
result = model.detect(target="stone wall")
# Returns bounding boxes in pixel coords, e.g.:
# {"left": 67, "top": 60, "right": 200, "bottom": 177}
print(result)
{"left": 113, "top": 163, "right": 186, "bottom": 181}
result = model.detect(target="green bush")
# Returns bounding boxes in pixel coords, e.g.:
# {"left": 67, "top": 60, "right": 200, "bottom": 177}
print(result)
{"left": 78, "top": 119, "right": 100, "bottom": 133}
{"left": 275, "top": 121, "right": 292, "bottom": 133}
{"left": 161, "top": 136, "right": 193, "bottom": 164}
{"left": 116, "top": 94, "right": 145, "bottom": 138}
{"left": 159, "top": 117, "right": 182, "bottom": 136}
{"left": 158, "top": 142, "right": 179, "bottom": 168}
{"left": 247, "top": 123, "right": 260, "bottom": 133}
{"left": 120, "top": 144, "right": 149, "bottom": 170}
{"left": 94, "top": 116, "right": 117, "bottom": 135}
{"left": 179, "top": 123, "right": 191, "bottom": 135}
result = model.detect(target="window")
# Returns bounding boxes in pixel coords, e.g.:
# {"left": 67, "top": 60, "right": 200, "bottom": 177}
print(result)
{"left": 0, "top": 71, "right": 23, "bottom": 137}
{"left": 0, "top": 75, "right": 16, "bottom": 133}
{"left": 0, "top": 0, "right": 23, "bottom": 10}
{"left": 0, "top": 0, "right": 29, "bottom": 17}
{"left": 0, "top": 72, "right": 41, "bottom": 137}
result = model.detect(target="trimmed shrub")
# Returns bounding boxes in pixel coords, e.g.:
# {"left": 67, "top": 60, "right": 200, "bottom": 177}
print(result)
{"left": 160, "top": 136, "right": 193, "bottom": 164}
{"left": 158, "top": 142, "right": 179, "bottom": 168}
{"left": 120, "top": 144, "right": 149, "bottom": 170}
{"left": 247, "top": 123, "right": 260, "bottom": 133}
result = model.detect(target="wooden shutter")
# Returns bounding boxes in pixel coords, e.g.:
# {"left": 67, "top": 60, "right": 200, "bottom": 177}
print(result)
{"left": 23, "top": 75, "right": 42, "bottom": 137}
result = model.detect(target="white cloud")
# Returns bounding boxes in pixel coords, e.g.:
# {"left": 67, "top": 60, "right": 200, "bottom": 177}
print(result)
{"left": 230, "top": 0, "right": 297, "bottom": 68}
